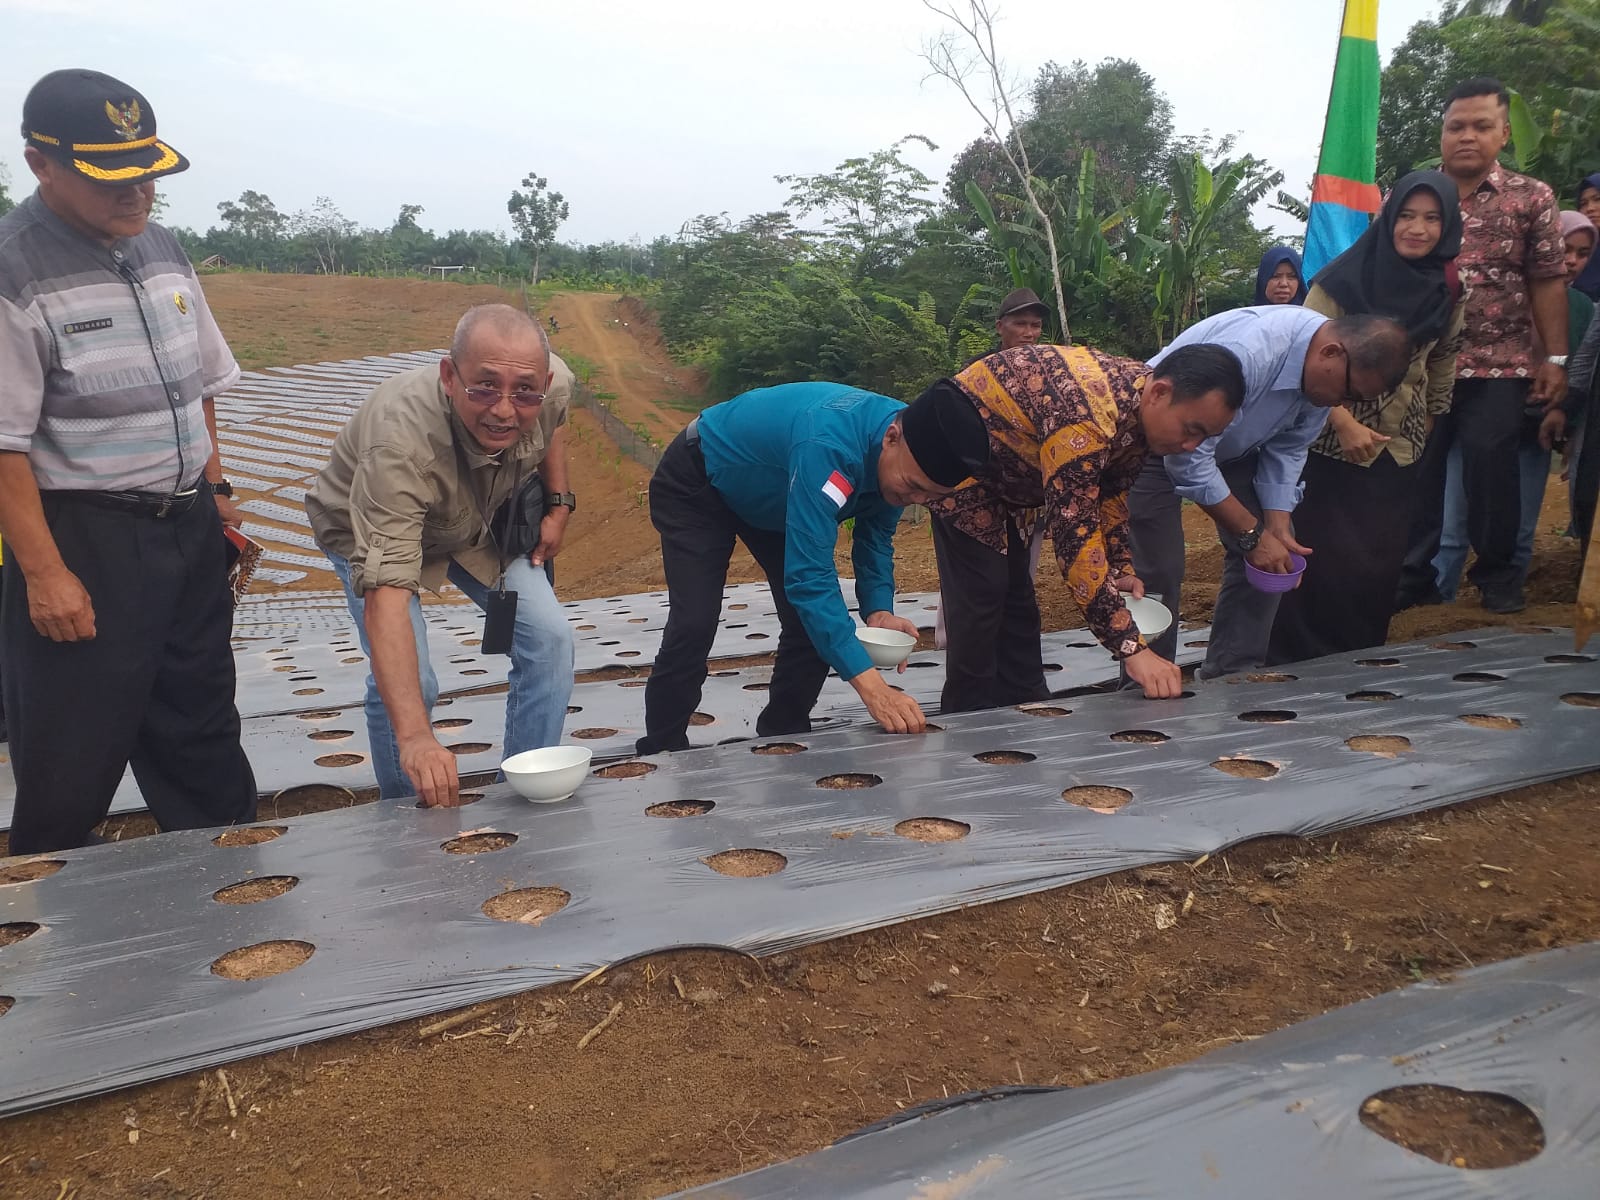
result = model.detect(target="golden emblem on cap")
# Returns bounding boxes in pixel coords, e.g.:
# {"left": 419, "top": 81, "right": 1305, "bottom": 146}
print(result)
{"left": 174, "top": 292, "right": 189, "bottom": 315}
{"left": 105, "top": 99, "right": 143, "bottom": 142}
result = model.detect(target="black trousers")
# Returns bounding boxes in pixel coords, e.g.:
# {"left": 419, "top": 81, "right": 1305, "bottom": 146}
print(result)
{"left": 1267, "top": 451, "right": 1420, "bottom": 664}
{"left": 930, "top": 514, "right": 1050, "bottom": 714}
{"left": 1398, "top": 379, "right": 1527, "bottom": 600}
{"left": 3, "top": 491, "right": 257, "bottom": 853}
{"left": 638, "top": 431, "right": 832, "bottom": 755}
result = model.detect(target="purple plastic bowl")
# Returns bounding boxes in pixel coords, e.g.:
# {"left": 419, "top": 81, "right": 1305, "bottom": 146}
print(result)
{"left": 1244, "top": 552, "right": 1306, "bottom": 594}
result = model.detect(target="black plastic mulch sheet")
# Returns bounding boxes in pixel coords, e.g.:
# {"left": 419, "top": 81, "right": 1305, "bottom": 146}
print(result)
{"left": 0, "top": 627, "right": 1596, "bottom": 1118}
{"left": 668, "top": 943, "right": 1600, "bottom": 1198}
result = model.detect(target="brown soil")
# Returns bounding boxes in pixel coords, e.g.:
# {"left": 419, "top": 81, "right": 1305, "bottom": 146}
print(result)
{"left": 1360, "top": 1085, "right": 1546, "bottom": 1169}
{"left": 594, "top": 762, "right": 656, "bottom": 780}
{"left": 1461, "top": 714, "right": 1524, "bottom": 730}
{"left": 443, "top": 742, "right": 493, "bottom": 755}
{"left": 1238, "top": 710, "right": 1297, "bottom": 723}
{"left": 894, "top": 817, "right": 971, "bottom": 842}
{"left": 571, "top": 728, "right": 620, "bottom": 739}
{"left": 974, "top": 750, "right": 1038, "bottom": 764}
{"left": 644, "top": 800, "right": 716, "bottom": 819}
{"left": 441, "top": 833, "right": 519, "bottom": 855}
{"left": 1109, "top": 729, "right": 1171, "bottom": 743}
{"left": 816, "top": 773, "right": 883, "bottom": 789}
{"left": 0, "top": 923, "right": 40, "bottom": 948}
{"left": 0, "top": 859, "right": 64, "bottom": 885}
{"left": 481, "top": 887, "right": 571, "bottom": 926}
{"left": 1017, "top": 704, "right": 1072, "bottom": 717}
{"left": 702, "top": 849, "right": 788, "bottom": 878}
{"left": 1561, "top": 691, "right": 1600, "bottom": 708}
{"left": 211, "top": 876, "right": 299, "bottom": 905}
{"left": 751, "top": 742, "right": 807, "bottom": 756}
{"left": 1212, "top": 757, "right": 1281, "bottom": 780}
{"left": 1347, "top": 735, "right": 1413, "bottom": 756}
{"left": 209, "top": 940, "right": 315, "bottom": 981}
{"left": 312, "top": 752, "right": 365, "bottom": 768}
{"left": 1346, "top": 690, "right": 1401, "bottom": 703}
{"left": 212, "top": 825, "right": 288, "bottom": 848}
{"left": 1061, "top": 785, "right": 1133, "bottom": 812}
{"left": 305, "top": 729, "right": 355, "bottom": 742}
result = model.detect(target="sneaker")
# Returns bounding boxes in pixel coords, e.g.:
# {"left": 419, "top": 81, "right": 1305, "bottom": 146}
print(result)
{"left": 1481, "top": 589, "right": 1526, "bottom": 615}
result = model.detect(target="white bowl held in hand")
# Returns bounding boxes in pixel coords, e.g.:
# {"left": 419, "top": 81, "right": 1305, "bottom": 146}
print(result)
{"left": 856, "top": 626, "right": 917, "bottom": 669}
{"left": 1123, "top": 595, "right": 1174, "bottom": 637}
{"left": 502, "top": 745, "right": 593, "bottom": 803}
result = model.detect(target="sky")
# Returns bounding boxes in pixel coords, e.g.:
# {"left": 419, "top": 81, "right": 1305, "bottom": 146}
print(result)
{"left": 0, "top": 0, "right": 1445, "bottom": 245}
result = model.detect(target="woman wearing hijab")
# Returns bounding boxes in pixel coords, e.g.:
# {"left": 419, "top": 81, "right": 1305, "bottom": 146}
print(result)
{"left": 1254, "top": 246, "right": 1307, "bottom": 305}
{"left": 1572, "top": 174, "right": 1600, "bottom": 300}
{"left": 1266, "top": 171, "right": 1465, "bottom": 663}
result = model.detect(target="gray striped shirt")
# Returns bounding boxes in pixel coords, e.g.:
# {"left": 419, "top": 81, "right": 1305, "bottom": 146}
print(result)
{"left": 0, "top": 193, "right": 239, "bottom": 492}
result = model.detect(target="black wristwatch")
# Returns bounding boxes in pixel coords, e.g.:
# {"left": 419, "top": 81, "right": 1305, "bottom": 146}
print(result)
{"left": 545, "top": 491, "right": 577, "bottom": 514}
{"left": 1237, "top": 522, "right": 1263, "bottom": 552}
{"left": 210, "top": 478, "right": 235, "bottom": 498}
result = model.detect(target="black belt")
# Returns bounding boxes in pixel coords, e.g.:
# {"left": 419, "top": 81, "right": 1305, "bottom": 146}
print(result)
{"left": 47, "top": 484, "right": 206, "bottom": 519}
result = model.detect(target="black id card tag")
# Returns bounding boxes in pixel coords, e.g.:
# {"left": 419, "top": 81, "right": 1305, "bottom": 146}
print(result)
{"left": 482, "top": 590, "right": 518, "bottom": 655}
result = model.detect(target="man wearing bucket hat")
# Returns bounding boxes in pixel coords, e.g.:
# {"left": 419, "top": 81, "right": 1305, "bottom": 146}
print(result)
{"left": 995, "top": 287, "right": 1050, "bottom": 351}
{"left": 0, "top": 69, "right": 256, "bottom": 853}
{"left": 636, "top": 382, "right": 990, "bottom": 755}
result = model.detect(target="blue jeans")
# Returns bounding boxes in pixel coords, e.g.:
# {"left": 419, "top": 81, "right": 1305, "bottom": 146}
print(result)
{"left": 325, "top": 551, "right": 575, "bottom": 799}
{"left": 1434, "top": 434, "right": 1549, "bottom": 600}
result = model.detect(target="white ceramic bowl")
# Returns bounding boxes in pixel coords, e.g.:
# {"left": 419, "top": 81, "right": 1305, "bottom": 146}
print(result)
{"left": 1124, "top": 595, "right": 1174, "bottom": 637}
{"left": 856, "top": 627, "right": 917, "bottom": 669}
{"left": 502, "top": 745, "right": 593, "bottom": 803}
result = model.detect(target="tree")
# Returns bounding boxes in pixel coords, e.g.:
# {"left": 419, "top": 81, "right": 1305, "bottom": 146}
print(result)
{"left": 777, "top": 136, "right": 939, "bottom": 281}
{"left": 215, "top": 190, "right": 287, "bottom": 241}
{"left": 0, "top": 164, "right": 14, "bottom": 217}
{"left": 507, "top": 172, "right": 569, "bottom": 284}
{"left": 288, "top": 196, "right": 356, "bottom": 274}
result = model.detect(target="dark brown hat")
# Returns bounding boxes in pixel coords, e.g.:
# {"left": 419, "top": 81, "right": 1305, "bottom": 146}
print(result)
{"left": 900, "top": 381, "right": 990, "bottom": 488}
{"left": 22, "top": 69, "right": 189, "bottom": 186}
{"left": 996, "top": 287, "right": 1049, "bottom": 321}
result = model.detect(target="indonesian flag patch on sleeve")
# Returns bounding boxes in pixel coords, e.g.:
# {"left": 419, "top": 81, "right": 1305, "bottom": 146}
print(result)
{"left": 821, "top": 469, "right": 854, "bottom": 509}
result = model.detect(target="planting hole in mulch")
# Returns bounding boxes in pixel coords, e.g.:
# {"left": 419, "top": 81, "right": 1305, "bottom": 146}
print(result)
{"left": 1347, "top": 690, "right": 1401, "bottom": 703}
{"left": 1432, "top": 640, "right": 1477, "bottom": 651}
{"left": 1238, "top": 710, "right": 1296, "bottom": 723}
{"left": 1110, "top": 730, "right": 1170, "bottom": 743}
{"left": 213, "top": 876, "right": 299, "bottom": 905}
{"left": 1347, "top": 734, "right": 1412, "bottom": 756}
{"left": 481, "top": 886, "right": 570, "bottom": 926}
{"left": 1062, "top": 785, "right": 1132, "bottom": 813}
{"left": 1245, "top": 672, "right": 1297, "bottom": 683}
{"left": 1359, "top": 1085, "right": 1545, "bottom": 1169}
{"left": 1560, "top": 692, "right": 1600, "bottom": 708}
{"left": 441, "top": 832, "right": 518, "bottom": 855}
{"left": 816, "top": 773, "right": 882, "bottom": 789}
{"left": 1017, "top": 704, "right": 1071, "bottom": 717}
{"left": 702, "top": 849, "right": 787, "bottom": 877}
{"left": 1212, "top": 757, "right": 1280, "bottom": 780}
{"left": 1357, "top": 657, "right": 1402, "bottom": 666}
{"left": 213, "top": 825, "right": 288, "bottom": 848}
{"left": 307, "top": 729, "right": 354, "bottom": 742}
{"left": 314, "top": 753, "right": 365, "bottom": 768}
{"left": 894, "top": 817, "right": 970, "bottom": 842}
{"left": 751, "top": 742, "right": 806, "bottom": 755}
{"left": 566, "top": 705, "right": 582, "bottom": 714}
{"left": 292, "top": 688, "right": 324, "bottom": 696}
{"left": 974, "top": 750, "right": 1037, "bottom": 764}
{"left": 1460, "top": 713, "right": 1523, "bottom": 730}
{"left": 646, "top": 800, "right": 716, "bottom": 818}
{"left": 742, "top": 683, "right": 770, "bottom": 692}
{"left": 1185, "top": 639, "right": 1210, "bottom": 648}
{"left": 0, "top": 997, "right": 12, "bottom": 1017}
{"left": 688, "top": 712, "right": 715, "bottom": 726}
{"left": 433, "top": 718, "right": 472, "bottom": 730}
{"left": 595, "top": 761, "right": 657, "bottom": 779}
{"left": 572, "top": 728, "right": 619, "bottom": 739}
{"left": 1453, "top": 672, "right": 1505, "bottom": 683}
{"left": 210, "top": 940, "right": 315, "bottom": 981}
{"left": 1546, "top": 653, "right": 1594, "bottom": 664}
{"left": 0, "top": 922, "right": 41, "bottom": 948}
{"left": 295, "top": 710, "right": 339, "bottom": 721}
{"left": 446, "top": 742, "right": 492, "bottom": 755}
{"left": 619, "top": 680, "right": 647, "bottom": 688}
{"left": 0, "top": 859, "right": 64, "bottom": 886}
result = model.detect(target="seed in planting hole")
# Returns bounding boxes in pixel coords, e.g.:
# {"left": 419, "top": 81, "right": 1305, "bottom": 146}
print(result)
{"left": 688, "top": 712, "right": 715, "bottom": 726}
{"left": 1062, "top": 785, "right": 1132, "bottom": 813}
{"left": 595, "top": 761, "right": 657, "bottom": 779}
{"left": 816, "top": 773, "right": 882, "bottom": 789}
{"left": 1017, "top": 704, "right": 1070, "bottom": 717}
{"left": 210, "top": 940, "right": 315, "bottom": 981}
{"left": 1245, "top": 672, "right": 1297, "bottom": 683}
{"left": 1110, "top": 729, "right": 1171, "bottom": 743}
{"left": 1347, "top": 690, "right": 1400, "bottom": 703}
{"left": 1460, "top": 713, "right": 1522, "bottom": 730}
{"left": 1432, "top": 640, "right": 1477, "bottom": 651}
{"left": 752, "top": 742, "right": 806, "bottom": 755}
{"left": 433, "top": 717, "right": 471, "bottom": 730}
{"left": 213, "top": 825, "right": 288, "bottom": 847}
{"left": 314, "top": 752, "right": 365, "bottom": 768}
{"left": 1238, "top": 710, "right": 1296, "bottom": 723}
{"left": 446, "top": 742, "right": 492, "bottom": 755}
{"left": 481, "top": 886, "right": 571, "bottom": 925}
{"left": 1212, "top": 757, "right": 1280, "bottom": 779}
{"left": 0, "top": 922, "right": 41, "bottom": 948}
{"left": 1358, "top": 1085, "right": 1545, "bottom": 1169}
{"left": 1546, "top": 653, "right": 1595, "bottom": 664}
{"left": 1453, "top": 672, "right": 1505, "bottom": 683}
{"left": 442, "top": 832, "right": 518, "bottom": 854}
{"left": 1563, "top": 692, "right": 1600, "bottom": 708}
{"left": 974, "top": 750, "right": 1038, "bottom": 764}
{"left": 895, "top": 817, "right": 970, "bottom": 842}
{"left": 295, "top": 711, "right": 339, "bottom": 721}
{"left": 703, "top": 849, "right": 787, "bottom": 877}
{"left": 213, "top": 875, "right": 299, "bottom": 904}
{"left": 0, "top": 859, "right": 64, "bottom": 886}
{"left": 571, "top": 728, "right": 619, "bottom": 739}
{"left": 292, "top": 688, "right": 324, "bottom": 696}
{"left": 306, "top": 729, "right": 354, "bottom": 741}
{"left": 1357, "top": 657, "right": 1402, "bottom": 666}
{"left": 1347, "top": 734, "right": 1412, "bottom": 756}
{"left": 742, "top": 683, "right": 770, "bottom": 692}
{"left": 646, "top": 799, "right": 716, "bottom": 818}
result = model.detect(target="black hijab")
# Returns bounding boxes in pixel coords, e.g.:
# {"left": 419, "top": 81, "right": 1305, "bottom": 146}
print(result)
{"left": 1312, "top": 169, "right": 1463, "bottom": 345}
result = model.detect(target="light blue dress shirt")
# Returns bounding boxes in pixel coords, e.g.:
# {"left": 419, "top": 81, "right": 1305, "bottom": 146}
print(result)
{"left": 1148, "top": 306, "right": 1330, "bottom": 511}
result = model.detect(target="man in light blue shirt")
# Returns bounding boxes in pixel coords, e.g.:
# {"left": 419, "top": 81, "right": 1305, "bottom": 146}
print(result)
{"left": 1129, "top": 306, "right": 1411, "bottom": 677}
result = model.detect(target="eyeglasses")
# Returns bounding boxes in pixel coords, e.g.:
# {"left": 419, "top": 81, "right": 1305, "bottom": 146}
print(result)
{"left": 1341, "top": 351, "right": 1367, "bottom": 404}
{"left": 449, "top": 359, "right": 545, "bottom": 409}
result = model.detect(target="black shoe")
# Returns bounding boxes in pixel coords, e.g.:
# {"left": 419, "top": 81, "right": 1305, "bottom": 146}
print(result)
{"left": 1394, "top": 587, "right": 1445, "bottom": 612}
{"left": 1481, "top": 589, "right": 1526, "bottom": 615}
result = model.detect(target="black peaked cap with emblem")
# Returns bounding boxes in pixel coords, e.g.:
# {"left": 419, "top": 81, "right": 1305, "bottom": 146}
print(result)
{"left": 22, "top": 69, "right": 189, "bottom": 186}
{"left": 901, "top": 381, "right": 991, "bottom": 489}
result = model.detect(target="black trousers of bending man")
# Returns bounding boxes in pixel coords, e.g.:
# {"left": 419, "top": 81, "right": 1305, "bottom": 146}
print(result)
{"left": 637, "top": 428, "right": 832, "bottom": 756}
{"left": 3, "top": 490, "right": 256, "bottom": 853}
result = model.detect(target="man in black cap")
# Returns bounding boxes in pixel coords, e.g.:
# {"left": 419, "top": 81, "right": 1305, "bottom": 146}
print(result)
{"left": 995, "top": 287, "right": 1050, "bottom": 351}
{"left": 0, "top": 69, "right": 256, "bottom": 852}
{"left": 636, "top": 381, "right": 989, "bottom": 754}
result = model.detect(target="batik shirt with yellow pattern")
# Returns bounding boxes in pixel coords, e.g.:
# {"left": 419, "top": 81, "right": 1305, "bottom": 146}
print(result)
{"left": 931, "top": 345, "right": 1150, "bottom": 661}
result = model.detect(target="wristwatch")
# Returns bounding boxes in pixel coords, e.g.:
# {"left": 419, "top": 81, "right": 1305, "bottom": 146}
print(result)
{"left": 1237, "top": 522, "right": 1263, "bottom": 552}
{"left": 1548, "top": 355, "right": 1570, "bottom": 368}
{"left": 545, "top": 491, "right": 577, "bottom": 513}
{"left": 209, "top": 478, "right": 235, "bottom": 498}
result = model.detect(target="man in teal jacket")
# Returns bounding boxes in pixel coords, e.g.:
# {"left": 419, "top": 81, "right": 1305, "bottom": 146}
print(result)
{"left": 636, "top": 382, "right": 988, "bottom": 754}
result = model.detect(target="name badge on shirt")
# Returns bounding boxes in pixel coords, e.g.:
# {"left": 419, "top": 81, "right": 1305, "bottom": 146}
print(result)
{"left": 62, "top": 318, "right": 114, "bottom": 335}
